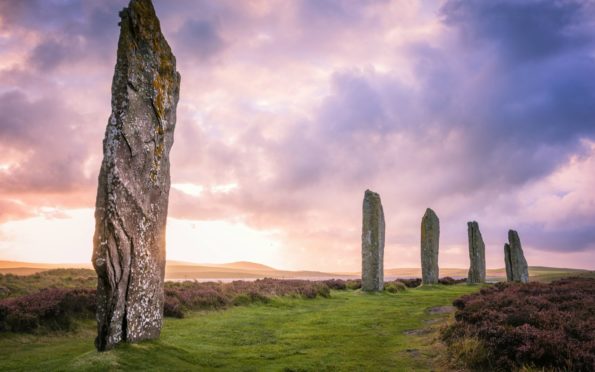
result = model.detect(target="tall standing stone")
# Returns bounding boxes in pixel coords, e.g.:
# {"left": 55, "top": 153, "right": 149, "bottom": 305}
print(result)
{"left": 92, "top": 0, "right": 180, "bottom": 351}
{"left": 504, "top": 230, "right": 529, "bottom": 283}
{"left": 421, "top": 208, "right": 439, "bottom": 284}
{"left": 361, "top": 190, "right": 385, "bottom": 291}
{"left": 504, "top": 243, "right": 513, "bottom": 281}
{"left": 467, "top": 221, "right": 486, "bottom": 284}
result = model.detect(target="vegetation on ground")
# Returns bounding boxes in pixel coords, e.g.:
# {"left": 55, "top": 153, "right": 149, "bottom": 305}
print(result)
{"left": 442, "top": 277, "right": 595, "bottom": 371}
{"left": 525, "top": 267, "right": 595, "bottom": 282}
{"left": 0, "top": 269, "right": 96, "bottom": 299}
{"left": 0, "top": 288, "right": 95, "bottom": 333}
{"left": 0, "top": 285, "right": 480, "bottom": 371}
{"left": 0, "top": 271, "right": 466, "bottom": 333}
{"left": 3, "top": 268, "right": 594, "bottom": 371}
{"left": 0, "top": 278, "right": 334, "bottom": 333}
{"left": 164, "top": 278, "right": 333, "bottom": 318}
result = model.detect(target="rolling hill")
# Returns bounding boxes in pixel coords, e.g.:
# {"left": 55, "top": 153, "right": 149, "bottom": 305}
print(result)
{"left": 0, "top": 260, "right": 350, "bottom": 280}
{"left": 0, "top": 260, "right": 592, "bottom": 281}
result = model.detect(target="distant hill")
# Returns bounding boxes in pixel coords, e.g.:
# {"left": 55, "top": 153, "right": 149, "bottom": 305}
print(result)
{"left": 166, "top": 260, "right": 277, "bottom": 271}
{"left": 164, "top": 263, "right": 345, "bottom": 280}
{"left": 208, "top": 261, "right": 277, "bottom": 271}
{"left": 0, "top": 260, "right": 91, "bottom": 269}
{"left": 0, "top": 267, "right": 52, "bottom": 276}
{"left": 0, "top": 260, "right": 347, "bottom": 280}
{"left": 339, "top": 266, "right": 593, "bottom": 281}
{"left": 0, "top": 260, "right": 592, "bottom": 281}
{"left": 0, "top": 261, "right": 92, "bottom": 273}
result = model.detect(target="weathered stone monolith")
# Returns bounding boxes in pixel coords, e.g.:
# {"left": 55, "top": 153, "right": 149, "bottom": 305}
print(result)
{"left": 504, "top": 230, "right": 529, "bottom": 283}
{"left": 467, "top": 221, "right": 486, "bottom": 284}
{"left": 421, "top": 208, "right": 439, "bottom": 284}
{"left": 92, "top": 0, "right": 180, "bottom": 351}
{"left": 361, "top": 190, "right": 385, "bottom": 291}
{"left": 504, "top": 243, "right": 513, "bottom": 281}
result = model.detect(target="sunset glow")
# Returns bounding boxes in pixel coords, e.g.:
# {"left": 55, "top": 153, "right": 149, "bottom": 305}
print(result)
{"left": 1, "top": 0, "right": 594, "bottom": 271}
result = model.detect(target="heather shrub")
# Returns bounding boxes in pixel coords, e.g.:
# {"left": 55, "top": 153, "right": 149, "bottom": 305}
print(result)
{"left": 232, "top": 291, "right": 271, "bottom": 306}
{"left": 0, "top": 269, "right": 96, "bottom": 300}
{"left": 62, "top": 289, "right": 97, "bottom": 314}
{"left": 392, "top": 277, "right": 464, "bottom": 287}
{"left": 163, "top": 295, "right": 184, "bottom": 318}
{"left": 385, "top": 282, "right": 407, "bottom": 293}
{"left": 0, "top": 286, "right": 9, "bottom": 297}
{"left": 246, "top": 291, "right": 271, "bottom": 303}
{"left": 442, "top": 277, "right": 595, "bottom": 371}
{"left": 6, "top": 312, "right": 38, "bottom": 332}
{"left": 346, "top": 279, "right": 362, "bottom": 290}
{"left": 300, "top": 286, "right": 320, "bottom": 299}
{"left": 309, "top": 283, "right": 331, "bottom": 299}
{"left": 395, "top": 278, "right": 422, "bottom": 288}
{"left": 1, "top": 277, "right": 340, "bottom": 333}
{"left": 323, "top": 279, "right": 347, "bottom": 290}
{"left": 231, "top": 294, "right": 252, "bottom": 306}
{"left": 0, "top": 288, "right": 95, "bottom": 332}
{"left": 163, "top": 278, "right": 334, "bottom": 316}
{"left": 438, "top": 277, "right": 466, "bottom": 285}
{"left": 0, "top": 305, "right": 6, "bottom": 332}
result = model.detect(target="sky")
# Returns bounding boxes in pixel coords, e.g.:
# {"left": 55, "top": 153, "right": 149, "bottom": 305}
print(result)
{"left": 0, "top": 0, "right": 594, "bottom": 271}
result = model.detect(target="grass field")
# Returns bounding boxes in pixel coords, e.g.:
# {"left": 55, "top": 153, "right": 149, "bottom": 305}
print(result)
{"left": 0, "top": 285, "right": 481, "bottom": 371}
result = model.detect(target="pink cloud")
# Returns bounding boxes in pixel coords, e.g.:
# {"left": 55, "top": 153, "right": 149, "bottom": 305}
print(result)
{"left": 0, "top": 0, "right": 594, "bottom": 271}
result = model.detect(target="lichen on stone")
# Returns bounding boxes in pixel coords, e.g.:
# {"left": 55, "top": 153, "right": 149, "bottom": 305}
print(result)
{"left": 92, "top": 0, "right": 180, "bottom": 351}
{"left": 361, "top": 189, "right": 385, "bottom": 292}
{"left": 467, "top": 221, "right": 486, "bottom": 284}
{"left": 421, "top": 208, "right": 439, "bottom": 285}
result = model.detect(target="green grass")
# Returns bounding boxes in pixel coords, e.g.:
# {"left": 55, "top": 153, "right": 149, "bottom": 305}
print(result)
{"left": 0, "top": 285, "right": 481, "bottom": 371}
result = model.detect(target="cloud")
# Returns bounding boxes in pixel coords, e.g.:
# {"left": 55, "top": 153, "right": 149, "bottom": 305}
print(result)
{"left": 406, "top": 0, "right": 595, "bottom": 189}
{"left": 1, "top": 1, "right": 120, "bottom": 74}
{"left": 0, "top": 0, "right": 594, "bottom": 269}
{"left": 523, "top": 225, "right": 595, "bottom": 253}
{"left": 298, "top": 0, "right": 388, "bottom": 27}
{"left": 0, "top": 90, "right": 97, "bottom": 193}
{"left": 440, "top": 0, "right": 594, "bottom": 63}
{"left": 174, "top": 19, "right": 227, "bottom": 61}
{"left": 28, "top": 39, "right": 71, "bottom": 71}
{"left": 0, "top": 199, "right": 30, "bottom": 223}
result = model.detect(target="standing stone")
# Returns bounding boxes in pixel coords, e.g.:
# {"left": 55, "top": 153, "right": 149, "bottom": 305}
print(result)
{"left": 361, "top": 190, "right": 385, "bottom": 291}
{"left": 92, "top": 0, "right": 180, "bottom": 351}
{"left": 467, "top": 221, "right": 486, "bottom": 284}
{"left": 504, "top": 243, "right": 513, "bottom": 281}
{"left": 504, "top": 230, "right": 529, "bottom": 283}
{"left": 421, "top": 208, "right": 439, "bottom": 284}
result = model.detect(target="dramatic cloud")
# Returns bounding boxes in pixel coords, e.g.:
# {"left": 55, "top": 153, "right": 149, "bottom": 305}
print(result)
{"left": 0, "top": 90, "right": 96, "bottom": 193}
{"left": 175, "top": 19, "right": 227, "bottom": 60}
{"left": 441, "top": 0, "right": 594, "bottom": 62}
{"left": 0, "top": 0, "right": 594, "bottom": 270}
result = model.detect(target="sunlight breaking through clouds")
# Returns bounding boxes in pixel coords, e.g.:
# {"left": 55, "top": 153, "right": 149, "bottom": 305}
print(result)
{"left": 0, "top": 0, "right": 594, "bottom": 270}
